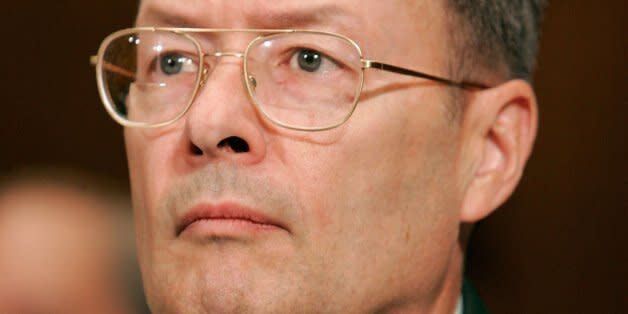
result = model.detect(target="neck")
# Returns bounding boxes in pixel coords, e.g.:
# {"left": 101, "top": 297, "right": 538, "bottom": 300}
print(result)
{"left": 380, "top": 244, "right": 464, "bottom": 314}
{"left": 428, "top": 247, "right": 464, "bottom": 314}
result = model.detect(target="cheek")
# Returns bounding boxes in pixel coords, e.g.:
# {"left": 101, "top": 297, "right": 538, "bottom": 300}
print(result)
{"left": 296, "top": 90, "right": 463, "bottom": 246}
{"left": 280, "top": 116, "right": 462, "bottom": 301}
{"left": 285, "top": 117, "right": 426, "bottom": 238}
{"left": 125, "top": 129, "right": 181, "bottom": 242}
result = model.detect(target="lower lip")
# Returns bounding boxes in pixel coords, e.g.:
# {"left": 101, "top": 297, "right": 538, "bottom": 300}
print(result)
{"left": 179, "top": 218, "right": 282, "bottom": 239}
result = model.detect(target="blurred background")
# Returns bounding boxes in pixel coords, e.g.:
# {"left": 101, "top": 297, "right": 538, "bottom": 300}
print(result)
{"left": 0, "top": 1, "right": 625, "bottom": 313}
{"left": 0, "top": 169, "right": 148, "bottom": 313}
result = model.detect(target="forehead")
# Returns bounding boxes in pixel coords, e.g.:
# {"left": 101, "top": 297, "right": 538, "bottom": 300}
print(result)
{"left": 136, "top": 0, "right": 447, "bottom": 43}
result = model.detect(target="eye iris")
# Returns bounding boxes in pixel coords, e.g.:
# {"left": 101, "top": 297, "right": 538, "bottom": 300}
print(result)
{"left": 298, "top": 49, "right": 322, "bottom": 72}
{"left": 160, "top": 54, "right": 183, "bottom": 75}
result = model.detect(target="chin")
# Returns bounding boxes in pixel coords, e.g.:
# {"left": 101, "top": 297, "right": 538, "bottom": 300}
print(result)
{"left": 148, "top": 283, "right": 292, "bottom": 314}
{"left": 143, "top": 252, "right": 300, "bottom": 314}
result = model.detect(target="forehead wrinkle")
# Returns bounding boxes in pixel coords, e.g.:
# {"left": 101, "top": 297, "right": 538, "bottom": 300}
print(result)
{"left": 243, "top": 3, "right": 360, "bottom": 31}
{"left": 138, "top": 0, "right": 363, "bottom": 35}
{"left": 137, "top": 0, "right": 205, "bottom": 27}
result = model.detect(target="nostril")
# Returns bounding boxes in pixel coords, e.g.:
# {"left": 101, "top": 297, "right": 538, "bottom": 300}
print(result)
{"left": 217, "top": 136, "right": 250, "bottom": 153}
{"left": 190, "top": 144, "right": 204, "bottom": 156}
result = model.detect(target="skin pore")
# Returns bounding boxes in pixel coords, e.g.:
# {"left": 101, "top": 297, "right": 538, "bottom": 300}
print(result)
{"left": 125, "top": 0, "right": 537, "bottom": 313}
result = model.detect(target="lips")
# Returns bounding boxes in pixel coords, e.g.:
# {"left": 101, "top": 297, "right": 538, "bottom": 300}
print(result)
{"left": 176, "top": 202, "right": 289, "bottom": 237}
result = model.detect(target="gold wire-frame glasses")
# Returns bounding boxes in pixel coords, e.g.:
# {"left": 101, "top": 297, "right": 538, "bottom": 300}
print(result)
{"left": 91, "top": 27, "right": 489, "bottom": 131}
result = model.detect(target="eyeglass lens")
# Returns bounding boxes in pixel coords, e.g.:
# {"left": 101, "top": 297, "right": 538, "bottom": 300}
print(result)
{"left": 100, "top": 30, "right": 363, "bottom": 129}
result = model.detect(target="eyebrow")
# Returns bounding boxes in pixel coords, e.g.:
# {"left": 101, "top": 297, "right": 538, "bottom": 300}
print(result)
{"left": 140, "top": 2, "right": 361, "bottom": 34}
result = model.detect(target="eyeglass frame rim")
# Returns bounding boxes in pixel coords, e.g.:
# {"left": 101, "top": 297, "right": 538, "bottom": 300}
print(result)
{"left": 91, "top": 27, "right": 491, "bottom": 131}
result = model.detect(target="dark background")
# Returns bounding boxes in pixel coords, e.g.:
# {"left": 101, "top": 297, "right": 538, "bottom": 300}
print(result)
{"left": 1, "top": 1, "right": 625, "bottom": 313}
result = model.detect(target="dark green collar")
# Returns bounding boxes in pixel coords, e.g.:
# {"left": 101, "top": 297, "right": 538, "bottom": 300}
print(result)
{"left": 462, "top": 278, "right": 490, "bottom": 314}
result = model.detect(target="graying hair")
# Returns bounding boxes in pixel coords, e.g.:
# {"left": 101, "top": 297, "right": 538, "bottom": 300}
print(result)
{"left": 446, "top": 0, "right": 547, "bottom": 82}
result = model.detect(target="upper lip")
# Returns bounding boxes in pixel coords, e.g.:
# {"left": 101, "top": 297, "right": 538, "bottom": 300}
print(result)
{"left": 175, "top": 202, "right": 290, "bottom": 236}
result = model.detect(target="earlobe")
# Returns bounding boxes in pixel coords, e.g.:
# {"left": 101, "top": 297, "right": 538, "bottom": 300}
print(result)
{"left": 460, "top": 80, "right": 538, "bottom": 222}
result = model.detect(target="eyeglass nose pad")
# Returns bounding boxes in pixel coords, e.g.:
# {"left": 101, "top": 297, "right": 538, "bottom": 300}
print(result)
{"left": 199, "top": 67, "right": 210, "bottom": 87}
{"left": 248, "top": 75, "right": 257, "bottom": 89}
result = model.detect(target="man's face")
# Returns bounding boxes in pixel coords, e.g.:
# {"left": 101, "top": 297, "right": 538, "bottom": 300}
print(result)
{"left": 127, "top": 0, "right": 468, "bottom": 312}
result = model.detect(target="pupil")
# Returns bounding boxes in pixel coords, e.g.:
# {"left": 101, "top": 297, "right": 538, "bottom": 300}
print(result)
{"left": 160, "top": 53, "right": 182, "bottom": 75}
{"left": 298, "top": 49, "right": 321, "bottom": 72}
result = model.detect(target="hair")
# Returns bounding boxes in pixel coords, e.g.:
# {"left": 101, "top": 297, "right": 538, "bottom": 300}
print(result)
{"left": 445, "top": 0, "right": 547, "bottom": 83}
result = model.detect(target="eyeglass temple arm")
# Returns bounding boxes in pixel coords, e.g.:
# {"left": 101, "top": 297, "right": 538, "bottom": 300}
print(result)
{"left": 90, "top": 55, "right": 136, "bottom": 80}
{"left": 364, "top": 60, "right": 489, "bottom": 90}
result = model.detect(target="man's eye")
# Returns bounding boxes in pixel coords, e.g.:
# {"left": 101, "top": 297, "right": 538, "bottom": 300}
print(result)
{"left": 159, "top": 53, "right": 196, "bottom": 75}
{"left": 297, "top": 49, "right": 322, "bottom": 72}
{"left": 290, "top": 48, "right": 338, "bottom": 73}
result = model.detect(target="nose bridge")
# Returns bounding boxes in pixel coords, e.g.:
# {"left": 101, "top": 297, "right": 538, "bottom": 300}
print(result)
{"left": 196, "top": 53, "right": 250, "bottom": 109}
{"left": 184, "top": 49, "right": 266, "bottom": 165}
{"left": 199, "top": 51, "right": 245, "bottom": 87}
{"left": 195, "top": 30, "right": 259, "bottom": 87}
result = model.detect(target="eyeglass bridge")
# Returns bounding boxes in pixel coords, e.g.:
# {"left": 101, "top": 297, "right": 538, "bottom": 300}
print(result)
{"left": 198, "top": 51, "right": 250, "bottom": 88}
{"left": 209, "top": 51, "right": 244, "bottom": 58}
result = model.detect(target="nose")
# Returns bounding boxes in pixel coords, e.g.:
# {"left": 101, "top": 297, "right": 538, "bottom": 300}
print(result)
{"left": 183, "top": 57, "right": 266, "bottom": 166}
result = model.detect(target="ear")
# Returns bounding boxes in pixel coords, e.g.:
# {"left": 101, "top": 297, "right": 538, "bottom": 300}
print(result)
{"left": 459, "top": 80, "right": 538, "bottom": 222}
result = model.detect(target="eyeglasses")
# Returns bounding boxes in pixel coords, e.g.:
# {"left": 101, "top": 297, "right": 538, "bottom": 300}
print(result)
{"left": 91, "top": 27, "right": 488, "bottom": 131}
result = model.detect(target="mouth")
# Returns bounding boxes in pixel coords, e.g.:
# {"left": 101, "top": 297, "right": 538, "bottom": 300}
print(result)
{"left": 176, "top": 202, "right": 289, "bottom": 238}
